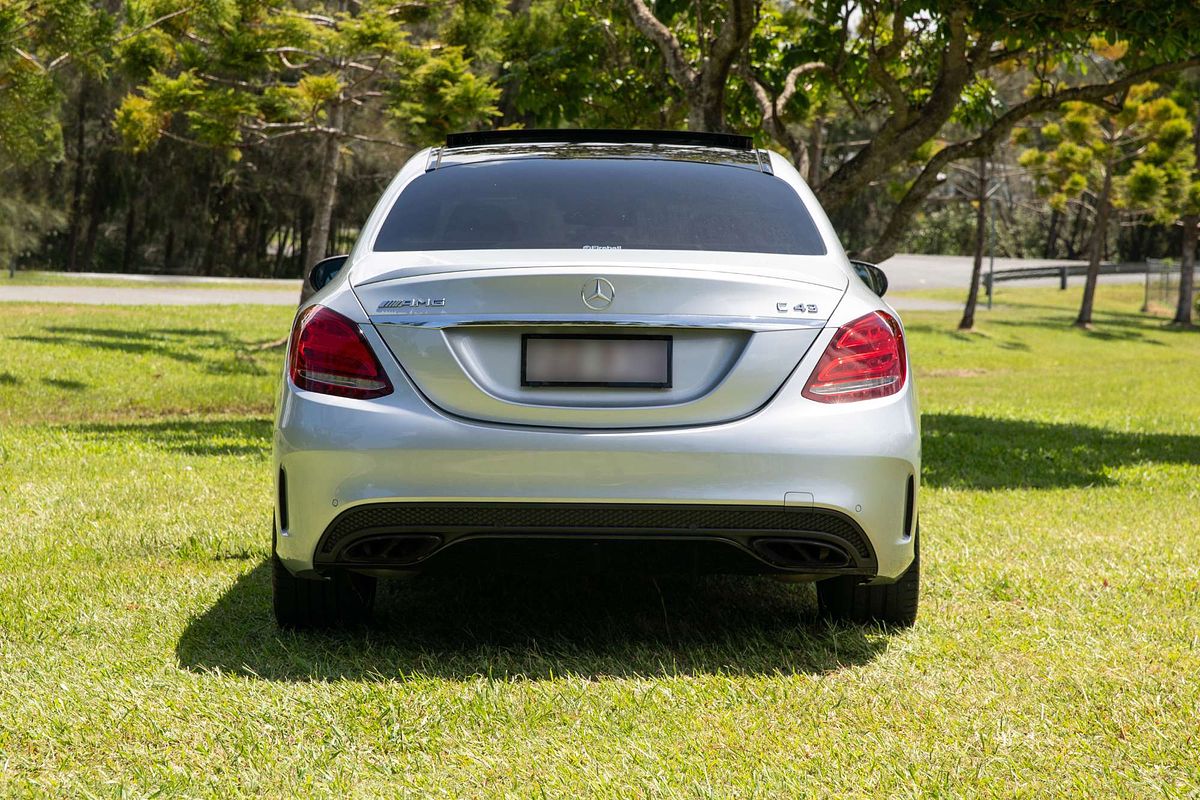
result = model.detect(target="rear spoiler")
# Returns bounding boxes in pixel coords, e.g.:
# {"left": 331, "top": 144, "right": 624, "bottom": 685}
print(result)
{"left": 444, "top": 129, "right": 754, "bottom": 151}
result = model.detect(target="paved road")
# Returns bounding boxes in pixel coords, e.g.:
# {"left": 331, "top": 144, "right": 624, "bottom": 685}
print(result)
{"left": 878, "top": 253, "right": 1145, "bottom": 292}
{"left": 0, "top": 284, "right": 300, "bottom": 306}
{"left": 0, "top": 276, "right": 954, "bottom": 310}
{"left": 61, "top": 271, "right": 302, "bottom": 287}
{"left": 0, "top": 256, "right": 1144, "bottom": 310}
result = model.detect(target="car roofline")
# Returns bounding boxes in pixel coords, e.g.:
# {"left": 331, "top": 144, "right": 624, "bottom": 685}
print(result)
{"left": 445, "top": 128, "right": 753, "bottom": 151}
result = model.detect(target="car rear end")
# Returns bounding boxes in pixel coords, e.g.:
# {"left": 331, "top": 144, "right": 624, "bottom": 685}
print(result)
{"left": 272, "top": 131, "right": 919, "bottom": 628}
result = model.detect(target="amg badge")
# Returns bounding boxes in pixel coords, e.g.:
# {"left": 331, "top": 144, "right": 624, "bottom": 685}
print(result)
{"left": 377, "top": 298, "right": 446, "bottom": 311}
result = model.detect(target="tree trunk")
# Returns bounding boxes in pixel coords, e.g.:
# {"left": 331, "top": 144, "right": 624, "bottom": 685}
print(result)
{"left": 121, "top": 199, "right": 137, "bottom": 273}
{"left": 300, "top": 104, "right": 345, "bottom": 303}
{"left": 1076, "top": 157, "right": 1114, "bottom": 329}
{"left": 807, "top": 121, "right": 824, "bottom": 189}
{"left": 80, "top": 155, "right": 106, "bottom": 270}
{"left": 497, "top": 0, "right": 535, "bottom": 127}
{"left": 958, "top": 156, "right": 988, "bottom": 331}
{"left": 1065, "top": 202, "right": 1087, "bottom": 259}
{"left": 64, "top": 82, "right": 88, "bottom": 271}
{"left": 1043, "top": 209, "right": 1060, "bottom": 259}
{"left": 273, "top": 224, "right": 291, "bottom": 278}
{"left": 297, "top": 206, "right": 310, "bottom": 277}
{"left": 1174, "top": 215, "right": 1197, "bottom": 326}
{"left": 163, "top": 227, "right": 175, "bottom": 271}
{"left": 688, "top": 91, "right": 724, "bottom": 132}
{"left": 1174, "top": 110, "right": 1200, "bottom": 326}
{"left": 254, "top": 209, "right": 270, "bottom": 277}
{"left": 202, "top": 190, "right": 227, "bottom": 276}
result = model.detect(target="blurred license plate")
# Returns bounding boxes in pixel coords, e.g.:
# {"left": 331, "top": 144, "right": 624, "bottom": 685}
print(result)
{"left": 521, "top": 335, "right": 672, "bottom": 388}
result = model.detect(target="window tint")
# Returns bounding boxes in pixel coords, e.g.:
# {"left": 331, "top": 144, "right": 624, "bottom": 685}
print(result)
{"left": 373, "top": 158, "right": 827, "bottom": 255}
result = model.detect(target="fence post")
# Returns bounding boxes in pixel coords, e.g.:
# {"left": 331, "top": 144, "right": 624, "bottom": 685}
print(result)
{"left": 987, "top": 206, "right": 995, "bottom": 310}
{"left": 1142, "top": 260, "right": 1152, "bottom": 312}
{"left": 1060, "top": 266, "right": 1067, "bottom": 290}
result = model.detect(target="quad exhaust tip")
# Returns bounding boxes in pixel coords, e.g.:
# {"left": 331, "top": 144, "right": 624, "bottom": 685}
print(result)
{"left": 340, "top": 534, "right": 442, "bottom": 565}
{"left": 751, "top": 538, "right": 854, "bottom": 570}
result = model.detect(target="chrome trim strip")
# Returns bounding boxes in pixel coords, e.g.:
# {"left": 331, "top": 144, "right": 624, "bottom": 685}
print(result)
{"left": 370, "top": 313, "right": 825, "bottom": 331}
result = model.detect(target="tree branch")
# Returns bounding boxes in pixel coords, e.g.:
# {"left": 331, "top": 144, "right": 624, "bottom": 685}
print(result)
{"left": 777, "top": 61, "right": 828, "bottom": 112}
{"left": 820, "top": 8, "right": 980, "bottom": 212}
{"left": 704, "top": 0, "right": 756, "bottom": 96}
{"left": 864, "top": 2, "right": 910, "bottom": 118}
{"left": 858, "top": 55, "right": 1200, "bottom": 262}
{"left": 739, "top": 62, "right": 829, "bottom": 170}
{"left": 621, "top": 0, "right": 697, "bottom": 92}
{"left": 43, "top": 6, "right": 196, "bottom": 74}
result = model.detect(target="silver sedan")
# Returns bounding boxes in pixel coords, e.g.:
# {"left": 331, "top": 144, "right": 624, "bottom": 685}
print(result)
{"left": 272, "top": 130, "right": 920, "bottom": 629}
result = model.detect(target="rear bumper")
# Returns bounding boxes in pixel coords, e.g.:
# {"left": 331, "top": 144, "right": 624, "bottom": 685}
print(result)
{"left": 273, "top": 355, "right": 921, "bottom": 580}
{"left": 312, "top": 502, "right": 878, "bottom": 578}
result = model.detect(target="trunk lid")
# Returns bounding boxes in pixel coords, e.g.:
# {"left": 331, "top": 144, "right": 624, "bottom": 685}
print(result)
{"left": 352, "top": 252, "right": 846, "bottom": 429}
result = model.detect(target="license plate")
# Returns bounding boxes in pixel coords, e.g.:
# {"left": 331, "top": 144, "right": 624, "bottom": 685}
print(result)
{"left": 521, "top": 334, "right": 672, "bottom": 388}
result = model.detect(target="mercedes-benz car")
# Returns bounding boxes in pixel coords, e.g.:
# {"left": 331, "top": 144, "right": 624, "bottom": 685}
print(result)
{"left": 272, "top": 129, "right": 920, "bottom": 629}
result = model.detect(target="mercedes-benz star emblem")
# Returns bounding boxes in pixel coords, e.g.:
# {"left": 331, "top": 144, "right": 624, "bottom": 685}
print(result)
{"left": 581, "top": 277, "right": 615, "bottom": 310}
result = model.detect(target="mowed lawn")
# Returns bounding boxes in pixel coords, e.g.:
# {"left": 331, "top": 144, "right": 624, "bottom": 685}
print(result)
{"left": 1, "top": 285, "right": 1198, "bottom": 796}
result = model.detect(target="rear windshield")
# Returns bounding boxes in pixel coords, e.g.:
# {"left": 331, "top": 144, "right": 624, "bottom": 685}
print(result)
{"left": 373, "top": 158, "right": 827, "bottom": 255}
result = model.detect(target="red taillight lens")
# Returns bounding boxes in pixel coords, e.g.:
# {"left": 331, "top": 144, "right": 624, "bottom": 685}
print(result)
{"left": 801, "top": 310, "right": 907, "bottom": 403}
{"left": 288, "top": 305, "right": 393, "bottom": 399}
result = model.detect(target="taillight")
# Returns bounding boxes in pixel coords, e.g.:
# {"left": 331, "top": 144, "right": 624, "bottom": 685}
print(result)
{"left": 288, "top": 305, "right": 393, "bottom": 399}
{"left": 801, "top": 310, "right": 907, "bottom": 403}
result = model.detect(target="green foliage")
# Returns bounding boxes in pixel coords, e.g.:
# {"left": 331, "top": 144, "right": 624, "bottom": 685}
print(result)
{"left": 0, "top": 190, "right": 64, "bottom": 264}
{"left": 1020, "top": 82, "right": 1195, "bottom": 226}
{"left": 7, "top": 0, "right": 1200, "bottom": 276}
{"left": 0, "top": 0, "right": 113, "bottom": 165}
{"left": 497, "top": 0, "right": 682, "bottom": 129}
{"left": 389, "top": 47, "right": 500, "bottom": 145}
{"left": 113, "top": 0, "right": 500, "bottom": 157}
{"left": 0, "top": 62, "right": 62, "bottom": 164}
{"left": 952, "top": 78, "right": 1003, "bottom": 131}
{"left": 898, "top": 203, "right": 978, "bottom": 255}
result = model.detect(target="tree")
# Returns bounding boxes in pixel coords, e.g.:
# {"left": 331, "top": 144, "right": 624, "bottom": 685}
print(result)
{"left": 621, "top": 0, "right": 756, "bottom": 132}
{"left": 496, "top": 0, "right": 684, "bottom": 129}
{"left": 1018, "top": 83, "right": 1195, "bottom": 327}
{"left": 114, "top": 0, "right": 500, "bottom": 300}
{"left": 827, "top": 1, "right": 1200, "bottom": 263}
{"left": 1, "top": 0, "right": 110, "bottom": 166}
{"left": 0, "top": 0, "right": 195, "bottom": 167}
{"left": 951, "top": 76, "right": 1004, "bottom": 331}
{"left": 1165, "top": 77, "right": 1200, "bottom": 327}
{"left": 1177, "top": 126, "right": 1200, "bottom": 327}
{"left": 1, "top": 0, "right": 107, "bottom": 265}
{"left": 623, "top": 0, "right": 1200, "bottom": 262}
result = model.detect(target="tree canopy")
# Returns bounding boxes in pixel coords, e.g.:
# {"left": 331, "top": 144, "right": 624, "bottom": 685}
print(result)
{"left": 2, "top": 0, "right": 1199, "bottom": 317}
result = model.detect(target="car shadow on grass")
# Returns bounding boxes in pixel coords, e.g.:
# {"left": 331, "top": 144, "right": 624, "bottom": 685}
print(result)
{"left": 71, "top": 418, "right": 272, "bottom": 457}
{"left": 175, "top": 561, "right": 892, "bottom": 681}
{"left": 923, "top": 413, "right": 1200, "bottom": 489}
{"left": 9, "top": 325, "right": 273, "bottom": 375}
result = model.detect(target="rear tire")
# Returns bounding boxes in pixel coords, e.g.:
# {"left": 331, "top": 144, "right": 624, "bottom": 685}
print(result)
{"left": 817, "top": 527, "right": 919, "bottom": 628}
{"left": 272, "top": 534, "right": 376, "bottom": 629}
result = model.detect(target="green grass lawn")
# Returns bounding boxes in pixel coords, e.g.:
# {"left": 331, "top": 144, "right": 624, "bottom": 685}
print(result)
{"left": 1, "top": 285, "right": 1198, "bottom": 796}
